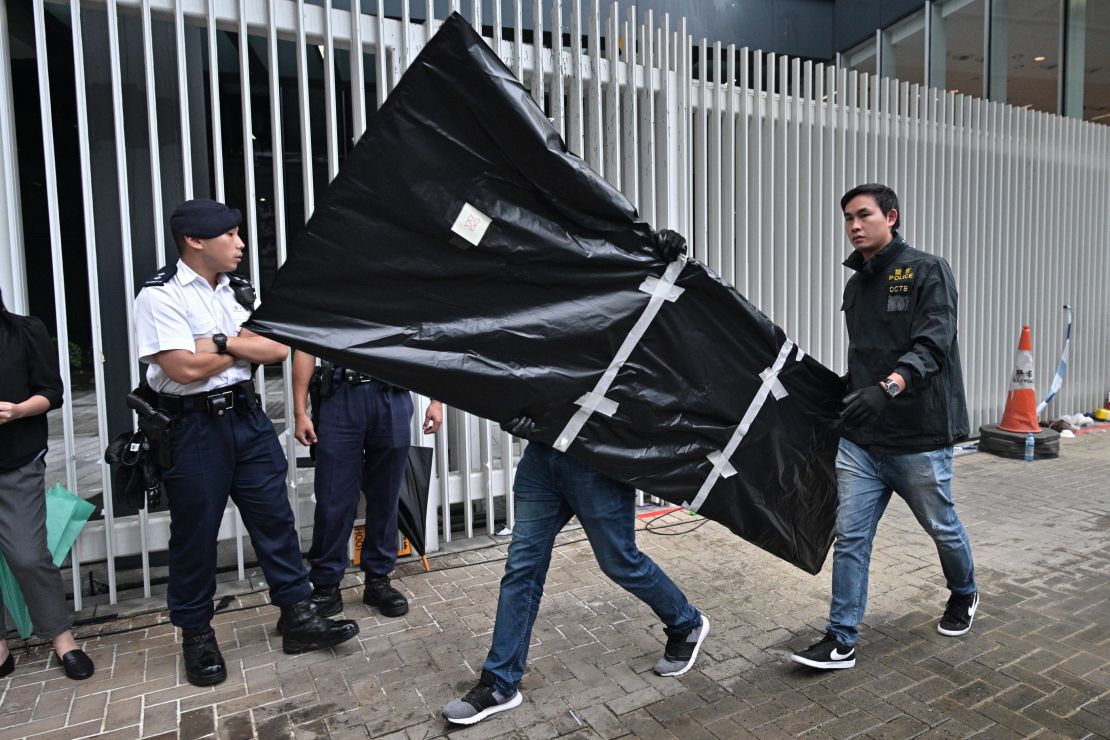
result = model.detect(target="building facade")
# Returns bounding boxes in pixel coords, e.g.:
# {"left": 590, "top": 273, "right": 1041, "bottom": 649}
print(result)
{"left": 1, "top": 0, "right": 1107, "bottom": 609}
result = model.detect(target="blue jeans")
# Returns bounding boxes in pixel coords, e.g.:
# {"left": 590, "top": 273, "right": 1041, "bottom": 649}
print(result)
{"left": 483, "top": 443, "right": 700, "bottom": 695}
{"left": 827, "top": 438, "right": 976, "bottom": 645}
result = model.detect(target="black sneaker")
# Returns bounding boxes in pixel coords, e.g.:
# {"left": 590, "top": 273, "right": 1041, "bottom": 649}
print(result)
{"left": 441, "top": 669, "right": 522, "bottom": 725}
{"left": 653, "top": 614, "right": 710, "bottom": 676}
{"left": 790, "top": 632, "right": 856, "bottom": 670}
{"left": 938, "top": 591, "right": 979, "bottom": 636}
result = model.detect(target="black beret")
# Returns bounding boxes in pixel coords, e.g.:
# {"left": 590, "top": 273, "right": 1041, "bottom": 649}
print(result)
{"left": 169, "top": 199, "right": 242, "bottom": 238}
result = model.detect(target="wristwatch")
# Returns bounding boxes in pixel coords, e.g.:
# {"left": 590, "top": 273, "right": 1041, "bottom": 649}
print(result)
{"left": 212, "top": 333, "right": 228, "bottom": 355}
{"left": 879, "top": 377, "right": 902, "bottom": 398}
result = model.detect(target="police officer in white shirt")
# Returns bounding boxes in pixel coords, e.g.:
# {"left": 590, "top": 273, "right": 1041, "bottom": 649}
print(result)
{"left": 133, "top": 199, "right": 358, "bottom": 687}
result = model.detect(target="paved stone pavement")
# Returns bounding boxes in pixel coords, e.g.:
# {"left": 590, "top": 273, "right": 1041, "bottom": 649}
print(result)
{"left": 1, "top": 431, "right": 1108, "bottom": 739}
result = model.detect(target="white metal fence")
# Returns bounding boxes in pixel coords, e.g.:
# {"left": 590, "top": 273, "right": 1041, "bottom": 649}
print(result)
{"left": 2, "top": 0, "right": 1108, "bottom": 610}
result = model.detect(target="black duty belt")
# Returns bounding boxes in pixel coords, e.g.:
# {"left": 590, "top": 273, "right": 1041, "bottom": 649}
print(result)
{"left": 338, "top": 369, "right": 400, "bottom": 390}
{"left": 341, "top": 369, "right": 375, "bottom": 385}
{"left": 156, "top": 380, "right": 258, "bottom": 417}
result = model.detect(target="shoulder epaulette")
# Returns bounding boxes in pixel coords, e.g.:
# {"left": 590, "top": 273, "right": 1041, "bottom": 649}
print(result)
{"left": 141, "top": 264, "right": 177, "bottom": 289}
{"left": 227, "top": 272, "right": 252, "bottom": 287}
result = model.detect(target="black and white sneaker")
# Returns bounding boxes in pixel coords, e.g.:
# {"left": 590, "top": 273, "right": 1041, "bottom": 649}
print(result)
{"left": 790, "top": 632, "right": 856, "bottom": 670}
{"left": 654, "top": 614, "right": 710, "bottom": 676}
{"left": 938, "top": 591, "right": 979, "bottom": 636}
{"left": 441, "top": 670, "right": 522, "bottom": 725}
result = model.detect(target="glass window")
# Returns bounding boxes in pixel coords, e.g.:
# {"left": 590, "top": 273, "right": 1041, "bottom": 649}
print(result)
{"left": 1086, "top": 0, "right": 1110, "bottom": 122}
{"left": 845, "top": 38, "right": 877, "bottom": 76}
{"left": 991, "top": 0, "right": 1061, "bottom": 112}
{"left": 938, "top": 0, "right": 987, "bottom": 97}
{"left": 886, "top": 9, "right": 926, "bottom": 86}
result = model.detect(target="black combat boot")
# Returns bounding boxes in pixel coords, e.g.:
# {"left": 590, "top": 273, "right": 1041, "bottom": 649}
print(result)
{"left": 363, "top": 575, "right": 409, "bottom": 617}
{"left": 307, "top": 583, "right": 343, "bottom": 618}
{"left": 275, "top": 583, "right": 344, "bottom": 635}
{"left": 279, "top": 598, "right": 359, "bottom": 655}
{"left": 182, "top": 626, "right": 227, "bottom": 686}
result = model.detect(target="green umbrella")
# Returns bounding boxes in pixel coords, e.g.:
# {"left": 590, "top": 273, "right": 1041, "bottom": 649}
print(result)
{"left": 0, "top": 483, "right": 96, "bottom": 639}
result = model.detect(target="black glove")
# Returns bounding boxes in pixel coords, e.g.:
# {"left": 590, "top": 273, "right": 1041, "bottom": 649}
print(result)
{"left": 501, "top": 415, "right": 535, "bottom": 438}
{"left": 840, "top": 385, "right": 890, "bottom": 427}
{"left": 653, "top": 229, "right": 687, "bottom": 263}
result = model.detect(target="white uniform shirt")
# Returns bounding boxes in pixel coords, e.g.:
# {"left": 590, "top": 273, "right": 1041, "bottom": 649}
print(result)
{"left": 134, "top": 259, "right": 254, "bottom": 395}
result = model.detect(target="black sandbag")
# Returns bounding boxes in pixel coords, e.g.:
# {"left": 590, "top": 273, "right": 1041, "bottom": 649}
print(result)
{"left": 978, "top": 424, "right": 1060, "bottom": 459}
{"left": 246, "top": 13, "right": 844, "bottom": 574}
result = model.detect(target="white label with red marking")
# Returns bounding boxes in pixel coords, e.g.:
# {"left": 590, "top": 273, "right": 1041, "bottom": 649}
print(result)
{"left": 451, "top": 203, "right": 492, "bottom": 246}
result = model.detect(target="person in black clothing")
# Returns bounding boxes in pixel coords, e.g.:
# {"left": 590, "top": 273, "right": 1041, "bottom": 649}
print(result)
{"left": 0, "top": 288, "right": 94, "bottom": 680}
{"left": 792, "top": 184, "right": 978, "bottom": 672}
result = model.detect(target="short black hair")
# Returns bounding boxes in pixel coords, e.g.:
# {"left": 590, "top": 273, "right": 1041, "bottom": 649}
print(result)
{"left": 841, "top": 183, "right": 901, "bottom": 230}
{"left": 171, "top": 229, "right": 188, "bottom": 255}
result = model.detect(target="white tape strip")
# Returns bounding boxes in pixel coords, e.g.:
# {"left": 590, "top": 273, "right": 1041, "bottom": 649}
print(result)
{"left": 575, "top": 391, "right": 619, "bottom": 417}
{"left": 706, "top": 450, "right": 737, "bottom": 478}
{"left": 684, "top": 340, "right": 796, "bottom": 512}
{"left": 759, "top": 367, "right": 788, "bottom": 400}
{"left": 554, "top": 255, "right": 687, "bottom": 452}
{"left": 795, "top": 347, "right": 805, "bottom": 362}
{"left": 639, "top": 276, "right": 685, "bottom": 302}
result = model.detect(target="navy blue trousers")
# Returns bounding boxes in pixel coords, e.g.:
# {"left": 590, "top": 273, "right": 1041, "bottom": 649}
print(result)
{"left": 161, "top": 405, "right": 311, "bottom": 628}
{"left": 307, "top": 382, "right": 413, "bottom": 586}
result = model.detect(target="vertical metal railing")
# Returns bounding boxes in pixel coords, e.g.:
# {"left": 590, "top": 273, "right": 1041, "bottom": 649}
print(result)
{"left": 31, "top": 0, "right": 78, "bottom": 606}
{"left": 5, "top": 0, "right": 1108, "bottom": 613}
{"left": 67, "top": 0, "right": 103, "bottom": 613}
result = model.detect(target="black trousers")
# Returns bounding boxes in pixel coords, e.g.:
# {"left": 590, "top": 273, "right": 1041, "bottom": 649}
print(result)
{"left": 307, "top": 382, "right": 412, "bottom": 585}
{"left": 161, "top": 406, "right": 310, "bottom": 628}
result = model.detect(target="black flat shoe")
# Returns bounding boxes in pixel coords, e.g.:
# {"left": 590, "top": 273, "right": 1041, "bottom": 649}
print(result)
{"left": 0, "top": 653, "right": 13, "bottom": 678}
{"left": 58, "top": 649, "right": 94, "bottom": 680}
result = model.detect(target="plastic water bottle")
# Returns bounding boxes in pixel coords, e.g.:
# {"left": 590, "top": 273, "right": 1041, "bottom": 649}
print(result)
{"left": 1024, "top": 432, "right": 1035, "bottom": 462}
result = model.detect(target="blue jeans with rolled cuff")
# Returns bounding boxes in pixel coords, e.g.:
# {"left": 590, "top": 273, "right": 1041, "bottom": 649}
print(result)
{"left": 482, "top": 442, "right": 700, "bottom": 696}
{"left": 827, "top": 437, "right": 976, "bottom": 646}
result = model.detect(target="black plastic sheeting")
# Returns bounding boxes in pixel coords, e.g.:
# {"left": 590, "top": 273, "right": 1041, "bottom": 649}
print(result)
{"left": 246, "top": 13, "right": 844, "bottom": 574}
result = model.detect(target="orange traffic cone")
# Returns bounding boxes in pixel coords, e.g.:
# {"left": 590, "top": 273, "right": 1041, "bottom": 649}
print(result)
{"left": 997, "top": 325, "right": 1040, "bottom": 433}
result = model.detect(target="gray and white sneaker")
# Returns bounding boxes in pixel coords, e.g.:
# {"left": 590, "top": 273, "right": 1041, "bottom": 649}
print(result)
{"left": 654, "top": 614, "right": 710, "bottom": 676}
{"left": 441, "top": 670, "right": 522, "bottom": 725}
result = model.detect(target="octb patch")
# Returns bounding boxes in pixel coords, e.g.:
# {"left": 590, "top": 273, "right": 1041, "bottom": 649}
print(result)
{"left": 886, "top": 267, "right": 914, "bottom": 311}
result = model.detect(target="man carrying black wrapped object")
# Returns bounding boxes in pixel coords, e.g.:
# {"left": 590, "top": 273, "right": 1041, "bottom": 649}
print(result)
{"left": 441, "top": 232, "right": 709, "bottom": 727}
{"left": 244, "top": 13, "right": 845, "bottom": 582}
{"left": 241, "top": 6, "right": 846, "bottom": 699}
{"left": 792, "top": 184, "right": 977, "bottom": 671}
